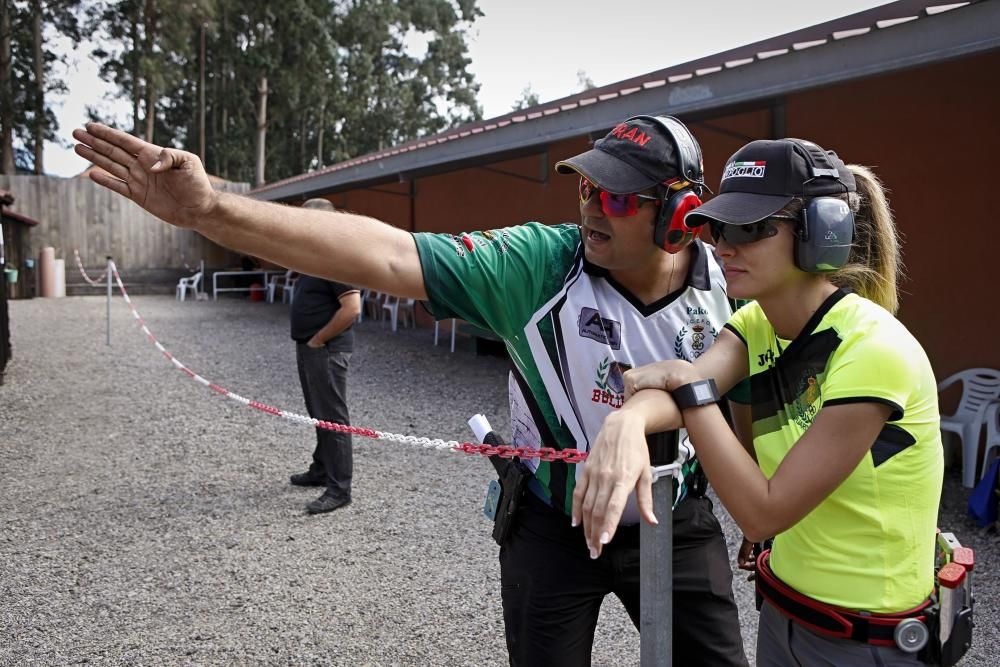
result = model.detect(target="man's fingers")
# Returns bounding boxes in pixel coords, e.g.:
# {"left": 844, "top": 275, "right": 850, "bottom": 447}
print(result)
{"left": 586, "top": 481, "right": 630, "bottom": 557}
{"left": 636, "top": 468, "right": 657, "bottom": 526}
{"left": 571, "top": 472, "right": 589, "bottom": 528}
{"left": 73, "top": 144, "right": 130, "bottom": 182}
{"left": 73, "top": 128, "right": 140, "bottom": 174}
{"left": 89, "top": 169, "right": 131, "bottom": 198}
{"left": 84, "top": 122, "right": 149, "bottom": 156}
{"left": 149, "top": 147, "right": 183, "bottom": 172}
{"left": 597, "top": 483, "right": 630, "bottom": 546}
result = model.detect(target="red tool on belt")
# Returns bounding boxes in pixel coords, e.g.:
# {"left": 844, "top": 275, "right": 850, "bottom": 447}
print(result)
{"left": 754, "top": 530, "right": 974, "bottom": 666}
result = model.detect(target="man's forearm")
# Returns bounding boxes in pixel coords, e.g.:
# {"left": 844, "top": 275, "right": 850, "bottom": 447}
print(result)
{"left": 200, "top": 193, "right": 428, "bottom": 299}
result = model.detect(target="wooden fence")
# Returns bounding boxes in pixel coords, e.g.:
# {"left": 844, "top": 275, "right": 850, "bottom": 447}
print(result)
{"left": 0, "top": 175, "right": 249, "bottom": 286}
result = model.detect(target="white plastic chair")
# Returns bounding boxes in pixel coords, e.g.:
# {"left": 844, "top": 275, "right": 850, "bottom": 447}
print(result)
{"left": 980, "top": 402, "right": 1000, "bottom": 481}
{"left": 364, "top": 290, "right": 385, "bottom": 321}
{"left": 176, "top": 271, "right": 202, "bottom": 302}
{"left": 382, "top": 296, "right": 415, "bottom": 332}
{"left": 938, "top": 368, "right": 1000, "bottom": 487}
{"left": 434, "top": 318, "right": 457, "bottom": 353}
{"left": 357, "top": 288, "right": 371, "bottom": 322}
{"left": 267, "top": 270, "right": 298, "bottom": 304}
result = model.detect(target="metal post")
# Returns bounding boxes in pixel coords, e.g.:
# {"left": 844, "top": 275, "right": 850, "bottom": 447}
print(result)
{"left": 199, "top": 259, "right": 205, "bottom": 299}
{"left": 640, "top": 431, "right": 677, "bottom": 667}
{"left": 640, "top": 473, "right": 673, "bottom": 667}
{"left": 106, "top": 257, "right": 112, "bottom": 346}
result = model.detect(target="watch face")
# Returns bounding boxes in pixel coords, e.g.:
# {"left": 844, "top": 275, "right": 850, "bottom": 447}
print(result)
{"left": 693, "top": 382, "right": 715, "bottom": 403}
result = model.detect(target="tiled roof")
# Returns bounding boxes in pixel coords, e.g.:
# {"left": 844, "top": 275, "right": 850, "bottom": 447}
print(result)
{"left": 252, "top": 1, "right": 980, "bottom": 197}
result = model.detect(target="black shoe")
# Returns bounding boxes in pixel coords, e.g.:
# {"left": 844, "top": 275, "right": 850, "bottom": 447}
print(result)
{"left": 306, "top": 492, "right": 351, "bottom": 515}
{"left": 290, "top": 471, "right": 325, "bottom": 487}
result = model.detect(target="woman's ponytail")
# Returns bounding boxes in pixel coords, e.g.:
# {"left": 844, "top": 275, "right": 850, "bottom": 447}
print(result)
{"left": 830, "top": 165, "right": 904, "bottom": 313}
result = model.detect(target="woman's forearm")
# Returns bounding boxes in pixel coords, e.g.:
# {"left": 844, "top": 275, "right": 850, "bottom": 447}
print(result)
{"left": 621, "top": 388, "right": 683, "bottom": 434}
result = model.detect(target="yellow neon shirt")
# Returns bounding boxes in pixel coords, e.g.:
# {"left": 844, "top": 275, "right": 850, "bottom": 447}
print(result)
{"left": 726, "top": 290, "right": 943, "bottom": 613}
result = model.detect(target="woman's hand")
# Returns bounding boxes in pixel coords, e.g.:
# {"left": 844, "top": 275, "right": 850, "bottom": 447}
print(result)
{"left": 623, "top": 360, "right": 700, "bottom": 400}
{"left": 571, "top": 410, "right": 654, "bottom": 559}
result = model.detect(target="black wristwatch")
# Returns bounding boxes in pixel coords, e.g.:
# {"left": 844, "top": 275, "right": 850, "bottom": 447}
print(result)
{"left": 672, "top": 378, "right": 720, "bottom": 411}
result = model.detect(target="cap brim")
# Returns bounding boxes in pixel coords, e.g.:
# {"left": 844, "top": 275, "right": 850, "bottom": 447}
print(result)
{"left": 555, "top": 150, "right": 658, "bottom": 194}
{"left": 684, "top": 192, "right": 794, "bottom": 227}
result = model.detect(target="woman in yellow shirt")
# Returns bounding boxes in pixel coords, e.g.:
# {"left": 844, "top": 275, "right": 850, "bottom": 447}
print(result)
{"left": 573, "top": 138, "right": 944, "bottom": 666}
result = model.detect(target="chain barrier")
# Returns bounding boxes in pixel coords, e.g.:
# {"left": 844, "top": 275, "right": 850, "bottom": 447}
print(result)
{"left": 107, "top": 260, "right": 590, "bottom": 464}
{"left": 73, "top": 249, "right": 108, "bottom": 286}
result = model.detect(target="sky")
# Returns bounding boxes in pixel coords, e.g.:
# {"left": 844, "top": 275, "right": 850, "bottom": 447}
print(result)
{"left": 44, "top": 0, "right": 892, "bottom": 178}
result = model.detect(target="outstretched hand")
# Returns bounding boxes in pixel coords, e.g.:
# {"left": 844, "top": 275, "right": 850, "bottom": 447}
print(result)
{"left": 72, "top": 123, "right": 217, "bottom": 230}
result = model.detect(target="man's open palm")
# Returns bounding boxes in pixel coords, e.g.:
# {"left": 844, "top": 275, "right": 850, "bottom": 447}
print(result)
{"left": 72, "top": 123, "right": 216, "bottom": 230}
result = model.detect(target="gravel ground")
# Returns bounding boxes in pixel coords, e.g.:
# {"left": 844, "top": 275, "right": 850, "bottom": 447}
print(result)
{"left": 1, "top": 295, "right": 996, "bottom": 666}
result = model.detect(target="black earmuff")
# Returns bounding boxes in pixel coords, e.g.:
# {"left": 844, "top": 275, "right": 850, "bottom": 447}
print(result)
{"left": 627, "top": 115, "right": 706, "bottom": 254}
{"left": 787, "top": 140, "right": 855, "bottom": 273}
{"left": 795, "top": 198, "right": 855, "bottom": 273}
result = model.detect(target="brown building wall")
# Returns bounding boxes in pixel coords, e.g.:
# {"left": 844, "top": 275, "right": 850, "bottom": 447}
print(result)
{"left": 329, "top": 184, "right": 412, "bottom": 231}
{"left": 784, "top": 50, "right": 999, "bottom": 381}
{"left": 690, "top": 109, "right": 774, "bottom": 193}
{"left": 327, "top": 50, "right": 997, "bottom": 380}
{"left": 412, "top": 137, "right": 588, "bottom": 235}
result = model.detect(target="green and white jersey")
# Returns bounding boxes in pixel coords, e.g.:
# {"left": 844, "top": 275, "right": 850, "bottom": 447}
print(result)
{"left": 726, "top": 289, "right": 944, "bottom": 613}
{"left": 414, "top": 222, "right": 734, "bottom": 518}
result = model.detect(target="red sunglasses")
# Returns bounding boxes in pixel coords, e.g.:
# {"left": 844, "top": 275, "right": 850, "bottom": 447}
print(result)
{"left": 579, "top": 176, "right": 660, "bottom": 217}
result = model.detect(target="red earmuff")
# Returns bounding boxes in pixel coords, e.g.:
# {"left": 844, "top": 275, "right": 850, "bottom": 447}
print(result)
{"left": 654, "top": 189, "right": 703, "bottom": 254}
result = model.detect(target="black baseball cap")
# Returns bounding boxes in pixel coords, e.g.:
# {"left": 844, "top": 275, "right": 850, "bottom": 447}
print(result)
{"left": 555, "top": 117, "right": 686, "bottom": 193}
{"left": 685, "top": 138, "right": 856, "bottom": 227}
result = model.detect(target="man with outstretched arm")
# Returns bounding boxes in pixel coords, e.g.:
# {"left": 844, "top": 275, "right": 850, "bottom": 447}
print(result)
{"left": 74, "top": 119, "right": 749, "bottom": 666}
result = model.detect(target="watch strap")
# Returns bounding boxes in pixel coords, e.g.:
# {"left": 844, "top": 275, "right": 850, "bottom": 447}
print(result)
{"left": 672, "top": 378, "right": 720, "bottom": 410}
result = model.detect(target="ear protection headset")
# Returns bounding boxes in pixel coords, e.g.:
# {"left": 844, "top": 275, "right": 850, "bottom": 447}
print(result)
{"left": 787, "top": 139, "right": 855, "bottom": 273}
{"left": 627, "top": 115, "right": 706, "bottom": 254}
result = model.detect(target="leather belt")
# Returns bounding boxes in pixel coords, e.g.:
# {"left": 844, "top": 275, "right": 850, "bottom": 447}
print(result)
{"left": 755, "top": 549, "right": 931, "bottom": 647}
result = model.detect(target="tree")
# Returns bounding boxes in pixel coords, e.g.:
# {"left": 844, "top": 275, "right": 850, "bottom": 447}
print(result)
{"left": 0, "top": 0, "right": 15, "bottom": 173}
{"left": 26, "top": 0, "right": 81, "bottom": 174}
{"left": 330, "top": 0, "right": 482, "bottom": 161}
{"left": 88, "top": 0, "right": 484, "bottom": 185}
{"left": 511, "top": 84, "right": 539, "bottom": 111}
{"left": 0, "top": 0, "right": 80, "bottom": 174}
{"left": 90, "top": 0, "right": 202, "bottom": 143}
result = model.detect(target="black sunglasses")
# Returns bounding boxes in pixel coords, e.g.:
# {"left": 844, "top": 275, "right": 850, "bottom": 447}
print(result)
{"left": 708, "top": 215, "right": 797, "bottom": 246}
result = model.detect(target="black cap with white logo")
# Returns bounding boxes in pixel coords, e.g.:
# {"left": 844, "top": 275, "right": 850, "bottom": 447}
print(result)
{"left": 684, "top": 139, "right": 855, "bottom": 227}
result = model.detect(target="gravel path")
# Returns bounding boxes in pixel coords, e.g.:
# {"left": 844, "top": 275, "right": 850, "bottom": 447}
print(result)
{"left": 1, "top": 295, "right": 995, "bottom": 666}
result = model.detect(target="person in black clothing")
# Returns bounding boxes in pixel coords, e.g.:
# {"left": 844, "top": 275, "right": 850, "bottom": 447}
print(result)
{"left": 288, "top": 198, "right": 362, "bottom": 514}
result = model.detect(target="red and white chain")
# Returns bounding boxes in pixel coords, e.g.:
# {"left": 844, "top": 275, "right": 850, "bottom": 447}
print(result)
{"left": 73, "top": 249, "right": 108, "bottom": 286}
{"left": 108, "top": 260, "right": 589, "bottom": 464}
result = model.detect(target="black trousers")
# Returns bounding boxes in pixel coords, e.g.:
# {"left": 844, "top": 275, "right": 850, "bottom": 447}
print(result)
{"left": 499, "top": 491, "right": 748, "bottom": 667}
{"left": 295, "top": 343, "right": 352, "bottom": 500}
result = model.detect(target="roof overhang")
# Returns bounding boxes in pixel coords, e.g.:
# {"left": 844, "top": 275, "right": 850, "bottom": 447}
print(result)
{"left": 1, "top": 209, "right": 40, "bottom": 226}
{"left": 253, "top": 1, "right": 999, "bottom": 203}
